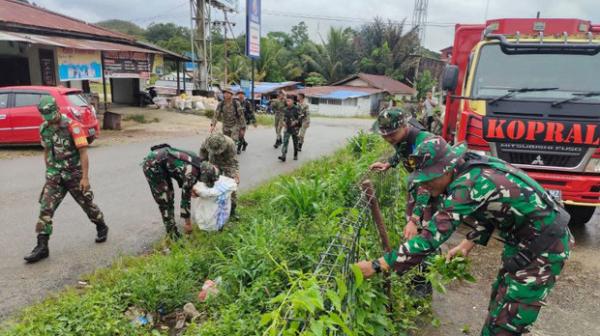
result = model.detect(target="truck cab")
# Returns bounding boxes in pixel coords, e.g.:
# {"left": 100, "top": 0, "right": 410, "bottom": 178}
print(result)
{"left": 442, "top": 18, "right": 600, "bottom": 225}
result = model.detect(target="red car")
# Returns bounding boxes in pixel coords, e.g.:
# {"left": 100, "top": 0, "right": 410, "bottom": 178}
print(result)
{"left": 0, "top": 86, "right": 100, "bottom": 145}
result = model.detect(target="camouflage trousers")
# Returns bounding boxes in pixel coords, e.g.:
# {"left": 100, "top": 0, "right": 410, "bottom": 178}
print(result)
{"left": 274, "top": 114, "right": 283, "bottom": 141}
{"left": 36, "top": 171, "right": 105, "bottom": 236}
{"left": 222, "top": 125, "right": 241, "bottom": 144}
{"left": 481, "top": 232, "right": 570, "bottom": 335}
{"left": 281, "top": 127, "right": 299, "bottom": 156}
{"left": 298, "top": 121, "right": 310, "bottom": 142}
{"left": 142, "top": 161, "right": 178, "bottom": 230}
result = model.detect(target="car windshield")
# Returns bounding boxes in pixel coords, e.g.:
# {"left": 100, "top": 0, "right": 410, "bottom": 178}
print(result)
{"left": 472, "top": 43, "right": 600, "bottom": 103}
{"left": 66, "top": 93, "right": 89, "bottom": 107}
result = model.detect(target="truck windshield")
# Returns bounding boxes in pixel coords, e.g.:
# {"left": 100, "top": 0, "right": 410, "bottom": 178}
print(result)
{"left": 472, "top": 43, "right": 600, "bottom": 103}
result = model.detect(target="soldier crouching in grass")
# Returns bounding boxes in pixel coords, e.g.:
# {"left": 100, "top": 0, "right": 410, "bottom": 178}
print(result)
{"left": 142, "top": 144, "right": 218, "bottom": 240}
{"left": 356, "top": 138, "right": 572, "bottom": 336}
{"left": 24, "top": 96, "right": 109, "bottom": 263}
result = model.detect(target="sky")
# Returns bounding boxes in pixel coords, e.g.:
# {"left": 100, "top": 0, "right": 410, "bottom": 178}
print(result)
{"left": 33, "top": 0, "right": 600, "bottom": 51}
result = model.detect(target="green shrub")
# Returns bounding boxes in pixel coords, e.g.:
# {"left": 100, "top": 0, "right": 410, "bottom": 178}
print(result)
{"left": 122, "top": 114, "right": 159, "bottom": 124}
{"left": 255, "top": 114, "right": 274, "bottom": 126}
{"left": 203, "top": 109, "right": 215, "bottom": 119}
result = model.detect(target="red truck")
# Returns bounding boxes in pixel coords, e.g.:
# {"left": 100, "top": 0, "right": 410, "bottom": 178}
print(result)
{"left": 441, "top": 18, "right": 600, "bottom": 225}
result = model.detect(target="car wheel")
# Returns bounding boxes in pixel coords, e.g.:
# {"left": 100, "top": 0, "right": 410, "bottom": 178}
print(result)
{"left": 87, "top": 136, "right": 95, "bottom": 145}
{"left": 565, "top": 204, "right": 596, "bottom": 226}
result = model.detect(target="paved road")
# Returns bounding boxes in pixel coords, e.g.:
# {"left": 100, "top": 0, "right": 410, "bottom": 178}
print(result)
{"left": 0, "top": 118, "right": 371, "bottom": 319}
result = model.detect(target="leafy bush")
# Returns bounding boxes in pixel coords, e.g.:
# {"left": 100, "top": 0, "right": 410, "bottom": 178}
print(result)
{"left": 255, "top": 113, "right": 274, "bottom": 126}
{"left": 203, "top": 109, "right": 215, "bottom": 119}
{"left": 272, "top": 176, "right": 327, "bottom": 219}
{"left": 1, "top": 133, "right": 473, "bottom": 336}
{"left": 123, "top": 114, "right": 159, "bottom": 124}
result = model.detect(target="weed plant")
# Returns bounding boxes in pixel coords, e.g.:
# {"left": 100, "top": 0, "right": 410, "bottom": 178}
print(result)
{"left": 1, "top": 132, "right": 473, "bottom": 336}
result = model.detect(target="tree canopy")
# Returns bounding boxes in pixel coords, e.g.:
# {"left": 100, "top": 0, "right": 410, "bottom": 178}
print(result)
{"left": 96, "top": 18, "right": 436, "bottom": 87}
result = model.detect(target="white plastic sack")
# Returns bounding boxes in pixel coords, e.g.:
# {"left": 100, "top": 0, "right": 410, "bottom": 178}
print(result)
{"left": 191, "top": 176, "right": 238, "bottom": 231}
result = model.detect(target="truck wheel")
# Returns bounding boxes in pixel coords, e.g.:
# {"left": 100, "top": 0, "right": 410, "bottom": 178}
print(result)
{"left": 87, "top": 136, "right": 95, "bottom": 145}
{"left": 565, "top": 205, "right": 596, "bottom": 226}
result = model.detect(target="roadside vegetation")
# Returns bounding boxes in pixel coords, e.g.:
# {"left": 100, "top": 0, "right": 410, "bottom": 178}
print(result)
{"left": 1, "top": 132, "right": 473, "bottom": 335}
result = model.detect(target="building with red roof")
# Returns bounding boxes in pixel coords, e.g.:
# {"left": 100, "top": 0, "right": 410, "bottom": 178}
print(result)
{"left": 0, "top": 0, "right": 188, "bottom": 105}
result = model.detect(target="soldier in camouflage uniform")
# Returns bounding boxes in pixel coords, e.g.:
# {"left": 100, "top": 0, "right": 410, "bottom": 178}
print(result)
{"left": 236, "top": 91, "right": 257, "bottom": 154}
{"left": 278, "top": 96, "right": 304, "bottom": 162}
{"left": 142, "top": 144, "right": 218, "bottom": 239}
{"left": 357, "top": 138, "right": 572, "bottom": 335}
{"left": 199, "top": 132, "right": 240, "bottom": 218}
{"left": 370, "top": 107, "right": 439, "bottom": 296}
{"left": 24, "top": 96, "right": 108, "bottom": 263}
{"left": 211, "top": 88, "right": 245, "bottom": 152}
{"left": 297, "top": 93, "right": 310, "bottom": 152}
{"left": 271, "top": 91, "right": 287, "bottom": 148}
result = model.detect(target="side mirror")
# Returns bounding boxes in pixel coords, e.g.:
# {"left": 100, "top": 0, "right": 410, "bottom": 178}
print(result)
{"left": 441, "top": 65, "right": 459, "bottom": 91}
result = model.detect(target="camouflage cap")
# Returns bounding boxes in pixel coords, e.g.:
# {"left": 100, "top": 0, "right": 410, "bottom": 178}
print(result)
{"left": 206, "top": 132, "right": 228, "bottom": 154}
{"left": 372, "top": 108, "right": 409, "bottom": 135}
{"left": 38, "top": 96, "right": 58, "bottom": 118}
{"left": 408, "top": 137, "right": 467, "bottom": 184}
{"left": 221, "top": 86, "right": 234, "bottom": 95}
{"left": 198, "top": 161, "right": 219, "bottom": 188}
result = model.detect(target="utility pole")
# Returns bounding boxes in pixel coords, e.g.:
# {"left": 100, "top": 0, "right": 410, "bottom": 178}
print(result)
{"left": 412, "top": 0, "right": 429, "bottom": 80}
{"left": 192, "top": 0, "right": 210, "bottom": 91}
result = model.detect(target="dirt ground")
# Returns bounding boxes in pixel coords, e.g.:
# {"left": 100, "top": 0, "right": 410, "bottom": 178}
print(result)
{"left": 420, "top": 217, "right": 600, "bottom": 336}
{"left": 0, "top": 107, "right": 212, "bottom": 160}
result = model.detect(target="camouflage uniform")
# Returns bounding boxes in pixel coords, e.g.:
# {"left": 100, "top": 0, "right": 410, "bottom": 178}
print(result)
{"left": 374, "top": 109, "right": 436, "bottom": 227}
{"left": 272, "top": 98, "right": 286, "bottom": 147}
{"left": 199, "top": 133, "right": 240, "bottom": 215}
{"left": 279, "top": 103, "right": 304, "bottom": 161}
{"left": 36, "top": 114, "right": 106, "bottom": 236}
{"left": 375, "top": 108, "right": 439, "bottom": 295}
{"left": 142, "top": 145, "right": 217, "bottom": 238}
{"left": 212, "top": 99, "right": 245, "bottom": 145}
{"left": 25, "top": 96, "right": 107, "bottom": 263}
{"left": 383, "top": 138, "right": 572, "bottom": 335}
{"left": 237, "top": 97, "right": 256, "bottom": 153}
{"left": 297, "top": 101, "right": 310, "bottom": 148}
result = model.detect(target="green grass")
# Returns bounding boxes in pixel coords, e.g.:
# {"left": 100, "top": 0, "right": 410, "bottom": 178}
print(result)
{"left": 122, "top": 114, "right": 160, "bottom": 124}
{"left": 255, "top": 113, "right": 274, "bottom": 126}
{"left": 1, "top": 132, "right": 472, "bottom": 336}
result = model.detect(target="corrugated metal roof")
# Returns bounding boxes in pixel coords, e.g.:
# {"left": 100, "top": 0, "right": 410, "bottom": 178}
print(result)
{"left": 229, "top": 81, "right": 300, "bottom": 94}
{"left": 0, "top": 31, "right": 158, "bottom": 53}
{"left": 332, "top": 73, "right": 417, "bottom": 95}
{"left": 291, "top": 85, "right": 384, "bottom": 99}
{"left": 320, "top": 90, "right": 375, "bottom": 99}
{"left": 0, "top": 0, "right": 132, "bottom": 41}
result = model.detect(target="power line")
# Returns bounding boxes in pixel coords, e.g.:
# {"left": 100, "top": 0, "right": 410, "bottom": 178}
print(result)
{"left": 126, "top": 0, "right": 189, "bottom": 24}
{"left": 262, "top": 9, "right": 455, "bottom": 27}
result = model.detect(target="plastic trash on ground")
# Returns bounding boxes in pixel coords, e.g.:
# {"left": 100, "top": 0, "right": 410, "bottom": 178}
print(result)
{"left": 191, "top": 176, "right": 237, "bottom": 231}
{"left": 198, "top": 277, "right": 222, "bottom": 302}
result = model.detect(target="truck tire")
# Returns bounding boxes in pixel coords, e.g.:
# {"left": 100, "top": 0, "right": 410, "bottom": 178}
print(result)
{"left": 87, "top": 136, "right": 95, "bottom": 145}
{"left": 565, "top": 205, "right": 596, "bottom": 226}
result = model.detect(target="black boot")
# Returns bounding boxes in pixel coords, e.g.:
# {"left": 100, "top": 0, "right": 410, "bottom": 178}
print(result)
{"left": 237, "top": 142, "right": 242, "bottom": 155}
{"left": 298, "top": 142, "right": 303, "bottom": 152}
{"left": 293, "top": 149, "right": 298, "bottom": 160}
{"left": 274, "top": 139, "right": 281, "bottom": 149}
{"left": 229, "top": 202, "right": 239, "bottom": 222}
{"left": 278, "top": 155, "right": 286, "bottom": 162}
{"left": 242, "top": 140, "right": 248, "bottom": 151}
{"left": 95, "top": 223, "right": 109, "bottom": 243}
{"left": 24, "top": 234, "right": 49, "bottom": 263}
{"left": 166, "top": 226, "right": 181, "bottom": 240}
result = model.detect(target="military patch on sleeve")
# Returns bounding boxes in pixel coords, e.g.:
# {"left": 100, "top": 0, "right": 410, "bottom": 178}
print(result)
{"left": 68, "top": 121, "right": 88, "bottom": 148}
{"left": 74, "top": 136, "right": 88, "bottom": 148}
